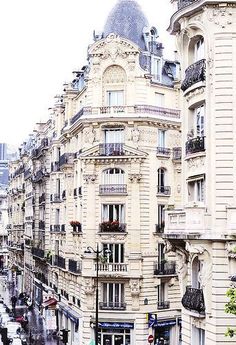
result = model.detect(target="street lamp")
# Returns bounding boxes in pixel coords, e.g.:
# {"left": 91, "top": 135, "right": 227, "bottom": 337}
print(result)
{"left": 85, "top": 244, "right": 111, "bottom": 345}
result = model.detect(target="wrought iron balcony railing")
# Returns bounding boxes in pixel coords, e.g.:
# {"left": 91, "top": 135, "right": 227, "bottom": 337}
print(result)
{"left": 50, "top": 194, "right": 61, "bottom": 203}
{"left": 99, "top": 222, "right": 126, "bottom": 233}
{"left": 54, "top": 255, "right": 66, "bottom": 269}
{"left": 182, "top": 286, "right": 205, "bottom": 314}
{"left": 68, "top": 259, "right": 82, "bottom": 274}
{"left": 157, "top": 301, "right": 170, "bottom": 309}
{"left": 39, "top": 220, "right": 45, "bottom": 230}
{"left": 99, "top": 184, "right": 127, "bottom": 194}
{"left": 181, "top": 59, "right": 206, "bottom": 91}
{"left": 99, "top": 301, "right": 126, "bottom": 310}
{"left": 157, "top": 147, "right": 171, "bottom": 156}
{"left": 155, "top": 223, "right": 165, "bottom": 233}
{"left": 96, "top": 263, "right": 128, "bottom": 272}
{"left": 32, "top": 247, "right": 45, "bottom": 259}
{"left": 154, "top": 261, "right": 176, "bottom": 276}
{"left": 50, "top": 225, "right": 61, "bottom": 232}
{"left": 185, "top": 136, "right": 205, "bottom": 155}
{"left": 178, "top": 0, "right": 199, "bottom": 10}
{"left": 99, "top": 143, "right": 124, "bottom": 156}
{"left": 157, "top": 186, "right": 171, "bottom": 196}
{"left": 59, "top": 153, "right": 75, "bottom": 167}
{"left": 172, "top": 147, "right": 182, "bottom": 160}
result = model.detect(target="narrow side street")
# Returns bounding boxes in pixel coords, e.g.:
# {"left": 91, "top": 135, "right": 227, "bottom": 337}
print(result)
{"left": 0, "top": 275, "right": 63, "bottom": 345}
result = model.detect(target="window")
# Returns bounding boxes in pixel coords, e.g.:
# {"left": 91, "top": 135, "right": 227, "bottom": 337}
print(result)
{"left": 104, "top": 129, "right": 124, "bottom": 144}
{"left": 195, "top": 105, "right": 205, "bottom": 137}
{"left": 102, "top": 204, "right": 125, "bottom": 223}
{"left": 192, "top": 326, "right": 205, "bottom": 345}
{"left": 55, "top": 208, "right": 60, "bottom": 224}
{"left": 194, "top": 37, "right": 204, "bottom": 62}
{"left": 155, "top": 92, "right": 165, "bottom": 107}
{"left": 188, "top": 177, "right": 205, "bottom": 202}
{"left": 158, "top": 282, "right": 166, "bottom": 302}
{"left": 102, "top": 283, "right": 124, "bottom": 308}
{"left": 192, "top": 257, "right": 201, "bottom": 289}
{"left": 56, "top": 178, "right": 61, "bottom": 195}
{"left": 158, "top": 168, "right": 165, "bottom": 188}
{"left": 158, "top": 204, "right": 165, "bottom": 229}
{"left": 107, "top": 91, "right": 124, "bottom": 106}
{"left": 158, "top": 243, "right": 165, "bottom": 264}
{"left": 102, "top": 168, "right": 124, "bottom": 185}
{"left": 158, "top": 130, "right": 166, "bottom": 148}
{"left": 103, "top": 243, "right": 124, "bottom": 263}
{"left": 152, "top": 57, "right": 161, "bottom": 81}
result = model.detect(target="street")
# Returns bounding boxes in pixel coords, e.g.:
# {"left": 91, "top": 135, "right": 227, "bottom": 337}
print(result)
{"left": 0, "top": 275, "right": 63, "bottom": 345}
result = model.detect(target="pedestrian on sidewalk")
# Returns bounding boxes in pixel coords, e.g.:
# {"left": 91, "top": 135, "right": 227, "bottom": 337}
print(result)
{"left": 11, "top": 295, "right": 17, "bottom": 312}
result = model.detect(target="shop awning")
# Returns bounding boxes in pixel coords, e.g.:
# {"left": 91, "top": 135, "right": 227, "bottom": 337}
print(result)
{"left": 58, "top": 301, "right": 81, "bottom": 324}
{"left": 42, "top": 298, "right": 57, "bottom": 308}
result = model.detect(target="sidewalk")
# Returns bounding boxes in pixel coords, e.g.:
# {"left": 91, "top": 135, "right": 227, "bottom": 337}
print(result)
{"left": 0, "top": 275, "right": 62, "bottom": 345}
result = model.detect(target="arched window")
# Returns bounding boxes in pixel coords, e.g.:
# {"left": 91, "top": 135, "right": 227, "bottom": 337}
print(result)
{"left": 103, "top": 65, "right": 126, "bottom": 107}
{"left": 100, "top": 168, "right": 126, "bottom": 194}
{"left": 192, "top": 256, "right": 201, "bottom": 289}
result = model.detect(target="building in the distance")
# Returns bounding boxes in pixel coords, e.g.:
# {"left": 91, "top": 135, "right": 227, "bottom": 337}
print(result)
{"left": 8, "top": 1, "right": 183, "bottom": 344}
{"left": 164, "top": 0, "right": 236, "bottom": 344}
{"left": 0, "top": 143, "right": 9, "bottom": 188}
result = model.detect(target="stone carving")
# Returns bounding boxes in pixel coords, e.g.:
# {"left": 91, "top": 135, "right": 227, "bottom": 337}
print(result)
{"left": 186, "top": 241, "right": 205, "bottom": 255}
{"left": 103, "top": 65, "right": 126, "bottom": 84}
{"left": 207, "top": 6, "right": 233, "bottom": 28}
{"left": 83, "top": 174, "right": 97, "bottom": 183}
{"left": 198, "top": 261, "right": 212, "bottom": 288}
{"left": 187, "top": 157, "right": 205, "bottom": 169}
{"left": 84, "top": 127, "right": 95, "bottom": 144}
{"left": 129, "top": 279, "right": 141, "bottom": 296}
{"left": 176, "top": 249, "right": 188, "bottom": 295}
{"left": 84, "top": 279, "right": 94, "bottom": 295}
{"left": 128, "top": 173, "right": 142, "bottom": 183}
{"left": 185, "top": 87, "right": 205, "bottom": 102}
{"left": 225, "top": 242, "right": 236, "bottom": 258}
{"left": 131, "top": 128, "right": 140, "bottom": 143}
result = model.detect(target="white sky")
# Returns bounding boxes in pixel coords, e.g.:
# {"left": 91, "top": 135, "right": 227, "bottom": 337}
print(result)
{"left": 0, "top": 0, "right": 175, "bottom": 146}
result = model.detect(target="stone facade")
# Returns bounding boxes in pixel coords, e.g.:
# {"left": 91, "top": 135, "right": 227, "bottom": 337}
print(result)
{"left": 166, "top": 1, "right": 236, "bottom": 344}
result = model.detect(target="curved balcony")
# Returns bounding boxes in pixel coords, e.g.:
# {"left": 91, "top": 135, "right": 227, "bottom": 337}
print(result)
{"left": 185, "top": 136, "right": 205, "bottom": 155}
{"left": 181, "top": 59, "right": 206, "bottom": 92}
{"left": 182, "top": 286, "right": 205, "bottom": 315}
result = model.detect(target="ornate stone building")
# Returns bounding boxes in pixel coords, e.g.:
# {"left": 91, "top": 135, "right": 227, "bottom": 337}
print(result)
{"left": 8, "top": 1, "right": 182, "bottom": 344}
{"left": 165, "top": 0, "right": 236, "bottom": 344}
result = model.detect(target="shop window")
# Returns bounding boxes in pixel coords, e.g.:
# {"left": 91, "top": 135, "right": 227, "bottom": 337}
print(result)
{"left": 98, "top": 328, "right": 131, "bottom": 345}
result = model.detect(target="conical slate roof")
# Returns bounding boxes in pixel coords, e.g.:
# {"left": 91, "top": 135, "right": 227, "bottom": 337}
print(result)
{"left": 103, "top": 0, "right": 149, "bottom": 50}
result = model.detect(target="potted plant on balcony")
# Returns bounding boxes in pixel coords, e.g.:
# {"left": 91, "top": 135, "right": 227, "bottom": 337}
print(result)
{"left": 70, "top": 220, "right": 81, "bottom": 232}
{"left": 110, "top": 220, "right": 120, "bottom": 232}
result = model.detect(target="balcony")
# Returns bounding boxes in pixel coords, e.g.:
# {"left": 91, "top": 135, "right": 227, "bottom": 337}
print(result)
{"left": 99, "top": 302, "right": 126, "bottom": 310}
{"left": 157, "top": 301, "right": 170, "bottom": 310}
{"left": 51, "top": 161, "right": 60, "bottom": 172}
{"left": 59, "top": 153, "right": 74, "bottom": 168}
{"left": 99, "top": 222, "right": 126, "bottom": 233}
{"left": 154, "top": 261, "right": 176, "bottom": 276}
{"left": 70, "top": 223, "right": 82, "bottom": 233}
{"left": 50, "top": 194, "right": 61, "bottom": 203}
{"left": 156, "top": 147, "right": 171, "bottom": 157}
{"left": 39, "top": 220, "right": 45, "bottom": 230}
{"left": 99, "top": 184, "right": 127, "bottom": 195}
{"left": 182, "top": 286, "right": 205, "bottom": 314}
{"left": 32, "top": 169, "right": 49, "bottom": 183}
{"left": 186, "top": 136, "right": 205, "bottom": 155}
{"left": 96, "top": 263, "right": 128, "bottom": 273}
{"left": 178, "top": 0, "right": 199, "bottom": 10}
{"left": 68, "top": 259, "right": 82, "bottom": 274}
{"left": 99, "top": 143, "right": 124, "bottom": 156}
{"left": 50, "top": 225, "right": 61, "bottom": 232}
{"left": 69, "top": 105, "right": 180, "bottom": 125}
{"left": 39, "top": 193, "right": 46, "bottom": 204}
{"left": 157, "top": 186, "right": 171, "bottom": 196}
{"left": 54, "top": 255, "right": 66, "bottom": 269}
{"left": 32, "top": 247, "right": 45, "bottom": 259}
{"left": 181, "top": 59, "right": 206, "bottom": 92}
{"left": 172, "top": 147, "right": 182, "bottom": 160}
{"left": 155, "top": 223, "right": 165, "bottom": 234}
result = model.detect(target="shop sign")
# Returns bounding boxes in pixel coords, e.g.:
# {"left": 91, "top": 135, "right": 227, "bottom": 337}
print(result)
{"left": 155, "top": 320, "right": 176, "bottom": 328}
{"left": 98, "top": 322, "right": 134, "bottom": 329}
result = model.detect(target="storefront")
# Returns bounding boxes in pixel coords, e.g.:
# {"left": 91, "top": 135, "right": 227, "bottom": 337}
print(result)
{"left": 58, "top": 301, "right": 81, "bottom": 345}
{"left": 97, "top": 322, "right": 134, "bottom": 345}
{"left": 148, "top": 314, "right": 181, "bottom": 345}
